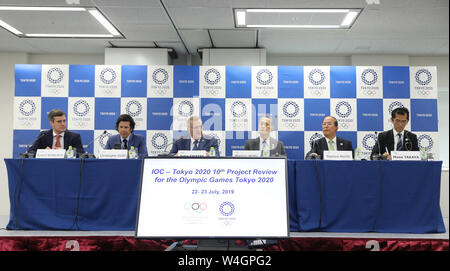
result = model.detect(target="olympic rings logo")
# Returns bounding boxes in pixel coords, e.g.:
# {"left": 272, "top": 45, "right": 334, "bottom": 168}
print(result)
{"left": 185, "top": 202, "right": 208, "bottom": 213}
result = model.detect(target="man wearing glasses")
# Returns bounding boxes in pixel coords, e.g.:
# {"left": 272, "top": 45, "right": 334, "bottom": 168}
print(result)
{"left": 371, "top": 107, "right": 419, "bottom": 160}
{"left": 306, "top": 115, "right": 354, "bottom": 159}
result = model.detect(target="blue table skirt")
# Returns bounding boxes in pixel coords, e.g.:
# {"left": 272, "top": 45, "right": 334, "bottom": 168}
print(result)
{"left": 5, "top": 159, "right": 445, "bottom": 233}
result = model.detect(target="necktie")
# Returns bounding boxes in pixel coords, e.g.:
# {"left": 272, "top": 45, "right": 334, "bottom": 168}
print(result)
{"left": 193, "top": 140, "right": 199, "bottom": 150}
{"left": 261, "top": 141, "right": 268, "bottom": 156}
{"left": 123, "top": 139, "right": 128, "bottom": 150}
{"left": 397, "top": 133, "right": 403, "bottom": 151}
{"left": 328, "top": 140, "right": 335, "bottom": 151}
{"left": 55, "top": 134, "right": 61, "bottom": 148}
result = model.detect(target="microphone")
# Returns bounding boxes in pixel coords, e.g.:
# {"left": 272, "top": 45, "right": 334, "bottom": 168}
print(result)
{"left": 372, "top": 131, "right": 387, "bottom": 160}
{"left": 80, "top": 130, "right": 107, "bottom": 158}
{"left": 404, "top": 131, "right": 412, "bottom": 151}
{"left": 19, "top": 132, "right": 47, "bottom": 158}
{"left": 306, "top": 133, "right": 321, "bottom": 160}
{"left": 158, "top": 136, "right": 183, "bottom": 157}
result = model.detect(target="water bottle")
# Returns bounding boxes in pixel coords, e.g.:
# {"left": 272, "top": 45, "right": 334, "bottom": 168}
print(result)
{"left": 65, "top": 146, "right": 75, "bottom": 159}
{"left": 420, "top": 147, "right": 427, "bottom": 161}
{"left": 129, "top": 146, "right": 138, "bottom": 159}
{"left": 354, "top": 147, "right": 362, "bottom": 160}
{"left": 209, "top": 147, "right": 216, "bottom": 157}
{"left": 263, "top": 145, "right": 270, "bottom": 157}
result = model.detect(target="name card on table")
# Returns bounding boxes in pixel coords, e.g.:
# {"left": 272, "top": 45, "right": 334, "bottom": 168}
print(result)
{"left": 323, "top": 151, "right": 353, "bottom": 160}
{"left": 391, "top": 151, "right": 421, "bottom": 161}
{"left": 35, "top": 149, "right": 66, "bottom": 159}
{"left": 98, "top": 149, "right": 128, "bottom": 159}
{"left": 232, "top": 150, "right": 261, "bottom": 157}
{"left": 177, "top": 150, "right": 207, "bottom": 157}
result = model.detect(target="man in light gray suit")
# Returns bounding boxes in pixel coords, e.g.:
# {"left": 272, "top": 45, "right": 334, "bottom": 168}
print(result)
{"left": 244, "top": 116, "right": 286, "bottom": 157}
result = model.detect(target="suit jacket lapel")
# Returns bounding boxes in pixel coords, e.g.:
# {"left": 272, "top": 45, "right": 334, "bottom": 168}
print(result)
{"left": 387, "top": 129, "right": 394, "bottom": 152}
{"left": 63, "top": 131, "right": 69, "bottom": 149}
{"left": 46, "top": 130, "right": 54, "bottom": 148}
{"left": 128, "top": 133, "right": 135, "bottom": 148}
{"left": 336, "top": 137, "right": 344, "bottom": 150}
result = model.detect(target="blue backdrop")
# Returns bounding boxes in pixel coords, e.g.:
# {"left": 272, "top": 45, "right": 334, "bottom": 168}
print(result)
{"left": 13, "top": 65, "right": 439, "bottom": 159}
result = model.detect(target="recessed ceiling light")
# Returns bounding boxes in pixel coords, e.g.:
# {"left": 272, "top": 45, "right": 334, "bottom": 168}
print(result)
{"left": 234, "top": 8, "right": 362, "bottom": 29}
{"left": 0, "top": 6, "right": 123, "bottom": 38}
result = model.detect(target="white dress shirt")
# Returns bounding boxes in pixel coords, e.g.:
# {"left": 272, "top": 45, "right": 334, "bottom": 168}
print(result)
{"left": 393, "top": 129, "right": 404, "bottom": 151}
{"left": 52, "top": 131, "right": 64, "bottom": 149}
{"left": 190, "top": 138, "right": 202, "bottom": 150}
{"left": 259, "top": 137, "right": 272, "bottom": 151}
{"left": 326, "top": 136, "right": 337, "bottom": 151}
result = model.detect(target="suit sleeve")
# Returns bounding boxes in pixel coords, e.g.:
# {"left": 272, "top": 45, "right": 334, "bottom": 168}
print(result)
{"left": 104, "top": 136, "right": 112, "bottom": 150}
{"left": 244, "top": 140, "right": 250, "bottom": 150}
{"left": 169, "top": 139, "right": 178, "bottom": 154}
{"left": 138, "top": 137, "right": 148, "bottom": 157}
{"left": 28, "top": 131, "right": 46, "bottom": 153}
{"left": 347, "top": 140, "right": 354, "bottom": 158}
{"left": 411, "top": 133, "right": 419, "bottom": 151}
{"left": 72, "top": 133, "right": 84, "bottom": 155}
{"left": 279, "top": 142, "right": 286, "bottom": 157}
{"left": 211, "top": 138, "right": 220, "bottom": 156}
{"left": 370, "top": 133, "right": 382, "bottom": 160}
{"left": 305, "top": 142, "right": 315, "bottom": 159}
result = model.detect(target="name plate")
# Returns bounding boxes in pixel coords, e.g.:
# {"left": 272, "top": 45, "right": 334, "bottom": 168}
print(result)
{"left": 35, "top": 149, "right": 66, "bottom": 159}
{"left": 232, "top": 150, "right": 261, "bottom": 157}
{"left": 98, "top": 149, "right": 128, "bottom": 159}
{"left": 177, "top": 150, "right": 207, "bottom": 157}
{"left": 391, "top": 151, "right": 421, "bottom": 161}
{"left": 323, "top": 151, "right": 353, "bottom": 160}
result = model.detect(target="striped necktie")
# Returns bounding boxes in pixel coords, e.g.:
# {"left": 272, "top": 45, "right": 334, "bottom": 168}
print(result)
{"left": 396, "top": 133, "right": 403, "bottom": 151}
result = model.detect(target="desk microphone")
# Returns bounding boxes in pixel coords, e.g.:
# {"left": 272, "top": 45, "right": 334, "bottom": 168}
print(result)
{"left": 158, "top": 136, "right": 183, "bottom": 157}
{"left": 372, "top": 131, "right": 387, "bottom": 160}
{"left": 306, "top": 133, "right": 321, "bottom": 160}
{"left": 20, "top": 132, "right": 47, "bottom": 158}
{"left": 80, "top": 130, "right": 107, "bottom": 158}
{"left": 404, "top": 131, "right": 412, "bottom": 151}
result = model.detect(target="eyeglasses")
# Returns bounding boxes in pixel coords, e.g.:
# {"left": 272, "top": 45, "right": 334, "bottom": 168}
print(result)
{"left": 393, "top": 119, "right": 408, "bottom": 124}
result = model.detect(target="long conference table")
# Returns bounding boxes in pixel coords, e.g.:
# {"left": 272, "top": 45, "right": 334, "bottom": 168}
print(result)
{"left": 4, "top": 158, "right": 445, "bottom": 233}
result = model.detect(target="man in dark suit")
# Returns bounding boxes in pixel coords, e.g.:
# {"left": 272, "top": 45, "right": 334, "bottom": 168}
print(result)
{"left": 29, "top": 109, "right": 84, "bottom": 156}
{"left": 306, "top": 116, "right": 354, "bottom": 159}
{"left": 244, "top": 116, "right": 286, "bottom": 157}
{"left": 170, "top": 116, "right": 220, "bottom": 156}
{"left": 104, "top": 114, "right": 148, "bottom": 157}
{"left": 371, "top": 107, "right": 419, "bottom": 160}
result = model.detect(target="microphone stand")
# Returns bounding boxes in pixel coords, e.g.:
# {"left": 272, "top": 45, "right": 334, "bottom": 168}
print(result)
{"left": 306, "top": 133, "right": 321, "bottom": 160}
{"left": 80, "top": 130, "right": 107, "bottom": 158}
{"left": 404, "top": 131, "right": 412, "bottom": 151}
{"left": 372, "top": 131, "right": 387, "bottom": 160}
{"left": 19, "top": 132, "right": 46, "bottom": 158}
{"left": 157, "top": 142, "right": 174, "bottom": 157}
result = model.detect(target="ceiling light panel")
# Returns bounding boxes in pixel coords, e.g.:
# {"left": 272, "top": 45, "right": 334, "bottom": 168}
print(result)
{"left": 235, "top": 8, "right": 361, "bottom": 29}
{"left": 0, "top": 6, "right": 123, "bottom": 38}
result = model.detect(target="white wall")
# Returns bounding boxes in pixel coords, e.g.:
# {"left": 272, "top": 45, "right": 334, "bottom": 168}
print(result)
{"left": 0, "top": 52, "right": 103, "bottom": 217}
{"left": 0, "top": 51, "right": 448, "bottom": 221}
{"left": 104, "top": 48, "right": 169, "bottom": 65}
{"left": 0, "top": 52, "right": 28, "bottom": 216}
{"left": 267, "top": 55, "right": 350, "bottom": 66}
{"left": 202, "top": 48, "right": 266, "bottom": 66}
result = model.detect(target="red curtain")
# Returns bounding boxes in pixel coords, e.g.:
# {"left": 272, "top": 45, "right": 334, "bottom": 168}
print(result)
{"left": 0, "top": 236, "right": 447, "bottom": 251}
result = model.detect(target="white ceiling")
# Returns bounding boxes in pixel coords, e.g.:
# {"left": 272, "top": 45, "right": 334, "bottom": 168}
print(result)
{"left": 0, "top": 0, "right": 448, "bottom": 56}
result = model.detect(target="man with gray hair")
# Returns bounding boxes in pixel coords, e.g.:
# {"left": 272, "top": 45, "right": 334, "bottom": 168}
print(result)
{"left": 244, "top": 115, "right": 286, "bottom": 157}
{"left": 29, "top": 109, "right": 84, "bottom": 156}
{"left": 170, "top": 116, "right": 220, "bottom": 156}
